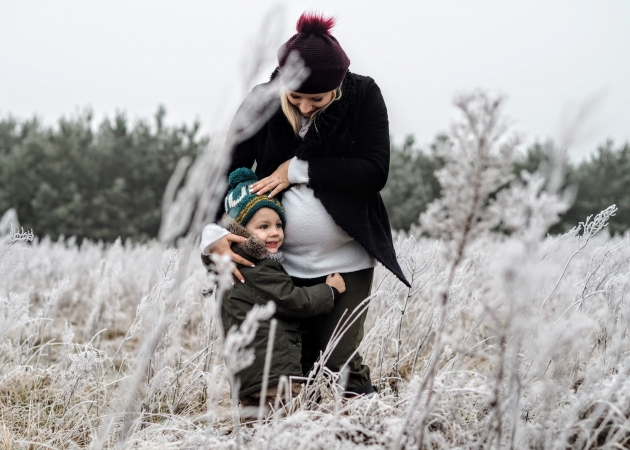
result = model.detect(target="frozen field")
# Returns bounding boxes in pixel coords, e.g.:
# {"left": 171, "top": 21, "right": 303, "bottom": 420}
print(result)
{"left": 2, "top": 93, "right": 629, "bottom": 449}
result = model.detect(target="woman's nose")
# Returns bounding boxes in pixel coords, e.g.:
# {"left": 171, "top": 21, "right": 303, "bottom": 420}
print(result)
{"left": 299, "top": 102, "right": 312, "bottom": 114}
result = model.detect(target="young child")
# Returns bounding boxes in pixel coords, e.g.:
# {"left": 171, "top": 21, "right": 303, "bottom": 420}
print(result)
{"left": 212, "top": 167, "right": 346, "bottom": 409}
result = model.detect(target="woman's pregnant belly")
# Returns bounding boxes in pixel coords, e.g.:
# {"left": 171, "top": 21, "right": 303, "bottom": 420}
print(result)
{"left": 281, "top": 185, "right": 375, "bottom": 278}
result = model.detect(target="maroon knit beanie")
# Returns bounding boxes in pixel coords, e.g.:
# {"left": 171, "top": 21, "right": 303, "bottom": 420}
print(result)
{"left": 277, "top": 13, "right": 350, "bottom": 94}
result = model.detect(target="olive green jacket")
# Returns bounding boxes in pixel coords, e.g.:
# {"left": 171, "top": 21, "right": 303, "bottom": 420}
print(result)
{"left": 219, "top": 217, "right": 334, "bottom": 398}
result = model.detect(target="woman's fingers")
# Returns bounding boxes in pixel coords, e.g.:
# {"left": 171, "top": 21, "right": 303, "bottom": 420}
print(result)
{"left": 231, "top": 250, "right": 253, "bottom": 282}
{"left": 225, "top": 233, "right": 247, "bottom": 245}
{"left": 229, "top": 250, "right": 254, "bottom": 268}
{"left": 232, "top": 267, "right": 245, "bottom": 283}
{"left": 250, "top": 175, "right": 275, "bottom": 192}
{"left": 268, "top": 182, "right": 290, "bottom": 198}
{"left": 251, "top": 178, "right": 280, "bottom": 195}
{"left": 212, "top": 234, "right": 243, "bottom": 254}
{"left": 250, "top": 160, "right": 291, "bottom": 196}
{"left": 251, "top": 178, "right": 289, "bottom": 198}
{"left": 225, "top": 235, "right": 255, "bottom": 280}
{"left": 210, "top": 233, "right": 254, "bottom": 283}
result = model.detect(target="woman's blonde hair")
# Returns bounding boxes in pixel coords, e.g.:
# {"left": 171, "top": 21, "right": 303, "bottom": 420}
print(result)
{"left": 280, "top": 85, "right": 342, "bottom": 135}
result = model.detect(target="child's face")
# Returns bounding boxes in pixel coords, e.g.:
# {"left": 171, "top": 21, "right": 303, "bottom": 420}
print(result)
{"left": 244, "top": 208, "right": 284, "bottom": 254}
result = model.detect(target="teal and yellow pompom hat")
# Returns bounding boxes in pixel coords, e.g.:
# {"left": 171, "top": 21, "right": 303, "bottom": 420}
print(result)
{"left": 224, "top": 168, "right": 286, "bottom": 227}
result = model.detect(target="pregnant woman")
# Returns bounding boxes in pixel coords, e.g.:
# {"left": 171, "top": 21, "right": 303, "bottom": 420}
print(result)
{"left": 201, "top": 12, "right": 409, "bottom": 397}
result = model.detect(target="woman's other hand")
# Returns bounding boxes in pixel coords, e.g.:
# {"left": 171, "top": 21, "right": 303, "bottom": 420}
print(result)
{"left": 250, "top": 160, "right": 291, "bottom": 198}
{"left": 326, "top": 273, "right": 346, "bottom": 294}
{"left": 211, "top": 233, "right": 255, "bottom": 283}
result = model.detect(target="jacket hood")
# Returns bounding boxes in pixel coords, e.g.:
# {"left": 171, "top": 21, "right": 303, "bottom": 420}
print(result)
{"left": 220, "top": 215, "right": 270, "bottom": 261}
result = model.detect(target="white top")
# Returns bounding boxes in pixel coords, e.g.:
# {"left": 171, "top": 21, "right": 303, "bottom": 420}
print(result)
{"left": 200, "top": 116, "right": 375, "bottom": 278}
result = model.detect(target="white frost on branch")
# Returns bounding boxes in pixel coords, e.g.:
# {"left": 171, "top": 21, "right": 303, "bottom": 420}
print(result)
{"left": 0, "top": 223, "right": 34, "bottom": 276}
{"left": 223, "top": 301, "right": 276, "bottom": 376}
{"left": 158, "top": 52, "right": 309, "bottom": 243}
{"left": 0, "top": 292, "right": 30, "bottom": 339}
{"left": 420, "top": 91, "right": 518, "bottom": 260}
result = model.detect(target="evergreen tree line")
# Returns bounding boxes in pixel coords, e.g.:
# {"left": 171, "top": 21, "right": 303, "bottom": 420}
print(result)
{"left": 0, "top": 110, "right": 628, "bottom": 242}
{"left": 0, "top": 108, "right": 206, "bottom": 242}
{"left": 382, "top": 135, "right": 630, "bottom": 235}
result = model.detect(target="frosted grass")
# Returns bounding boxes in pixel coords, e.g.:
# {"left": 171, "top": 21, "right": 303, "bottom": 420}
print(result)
{"left": 1, "top": 217, "right": 628, "bottom": 449}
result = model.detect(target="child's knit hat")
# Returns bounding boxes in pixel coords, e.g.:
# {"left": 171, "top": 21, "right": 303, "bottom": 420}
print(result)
{"left": 225, "top": 168, "right": 286, "bottom": 227}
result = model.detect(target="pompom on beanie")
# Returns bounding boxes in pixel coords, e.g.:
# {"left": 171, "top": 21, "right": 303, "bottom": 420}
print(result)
{"left": 277, "top": 12, "right": 350, "bottom": 94}
{"left": 224, "top": 168, "right": 286, "bottom": 227}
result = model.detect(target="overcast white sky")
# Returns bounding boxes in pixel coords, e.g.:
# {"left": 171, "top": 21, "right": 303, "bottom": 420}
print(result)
{"left": 1, "top": 0, "right": 629, "bottom": 160}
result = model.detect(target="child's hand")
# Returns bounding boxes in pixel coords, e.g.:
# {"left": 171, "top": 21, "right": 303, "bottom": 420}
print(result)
{"left": 326, "top": 273, "right": 346, "bottom": 294}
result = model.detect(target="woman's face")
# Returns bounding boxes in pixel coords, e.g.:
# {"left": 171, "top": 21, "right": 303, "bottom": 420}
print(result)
{"left": 286, "top": 90, "right": 335, "bottom": 118}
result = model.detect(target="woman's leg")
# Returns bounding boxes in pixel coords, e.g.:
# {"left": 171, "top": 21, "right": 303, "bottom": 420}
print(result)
{"left": 292, "top": 267, "right": 374, "bottom": 395}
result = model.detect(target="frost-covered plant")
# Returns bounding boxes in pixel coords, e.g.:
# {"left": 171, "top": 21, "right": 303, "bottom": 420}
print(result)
{"left": 83, "top": 241, "right": 125, "bottom": 339}
{"left": 61, "top": 344, "right": 101, "bottom": 410}
{"left": 539, "top": 205, "right": 618, "bottom": 315}
{"left": 0, "top": 224, "right": 33, "bottom": 276}
{"left": 0, "top": 214, "right": 33, "bottom": 340}
{"left": 99, "top": 249, "right": 179, "bottom": 382}
{"left": 158, "top": 50, "right": 309, "bottom": 244}
{"left": 421, "top": 91, "right": 518, "bottom": 262}
{"left": 0, "top": 292, "right": 30, "bottom": 339}
{"left": 41, "top": 277, "right": 70, "bottom": 320}
{"left": 222, "top": 301, "right": 276, "bottom": 444}
{"left": 223, "top": 301, "right": 276, "bottom": 388}
{"left": 1, "top": 205, "right": 628, "bottom": 449}
{"left": 394, "top": 91, "right": 521, "bottom": 448}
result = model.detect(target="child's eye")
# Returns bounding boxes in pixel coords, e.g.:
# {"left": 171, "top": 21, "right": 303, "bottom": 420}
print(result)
{"left": 313, "top": 98, "right": 323, "bottom": 102}
{"left": 260, "top": 224, "right": 268, "bottom": 229}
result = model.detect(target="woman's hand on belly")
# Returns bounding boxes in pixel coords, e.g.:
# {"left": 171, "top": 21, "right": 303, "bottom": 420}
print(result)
{"left": 210, "top": 234, "right": 254, "bottom": 283}
{"left": 250, "top": 159, "right": 291, "bottom": 198}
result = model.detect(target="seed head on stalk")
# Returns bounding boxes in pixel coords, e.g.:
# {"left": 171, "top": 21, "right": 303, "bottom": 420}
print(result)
{"left": 394, "top": 91, "right": 520, "bottom": 449}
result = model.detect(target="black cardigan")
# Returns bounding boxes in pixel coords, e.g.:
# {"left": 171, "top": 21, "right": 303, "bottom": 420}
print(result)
{"left": 223, "top": 70, "right": 410, "bottom": 287}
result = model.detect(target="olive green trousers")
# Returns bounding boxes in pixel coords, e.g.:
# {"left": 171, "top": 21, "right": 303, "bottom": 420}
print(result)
{"left": 292, "top": 267, "right": 374, "bottom": 392}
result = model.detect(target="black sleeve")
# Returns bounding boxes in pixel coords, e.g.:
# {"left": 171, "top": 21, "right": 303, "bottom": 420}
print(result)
{"left": 250, "top": 261, "right": 334, "bottom": 319}
{"left": 307, "top": 79, "right": 390, "bottom": 193}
